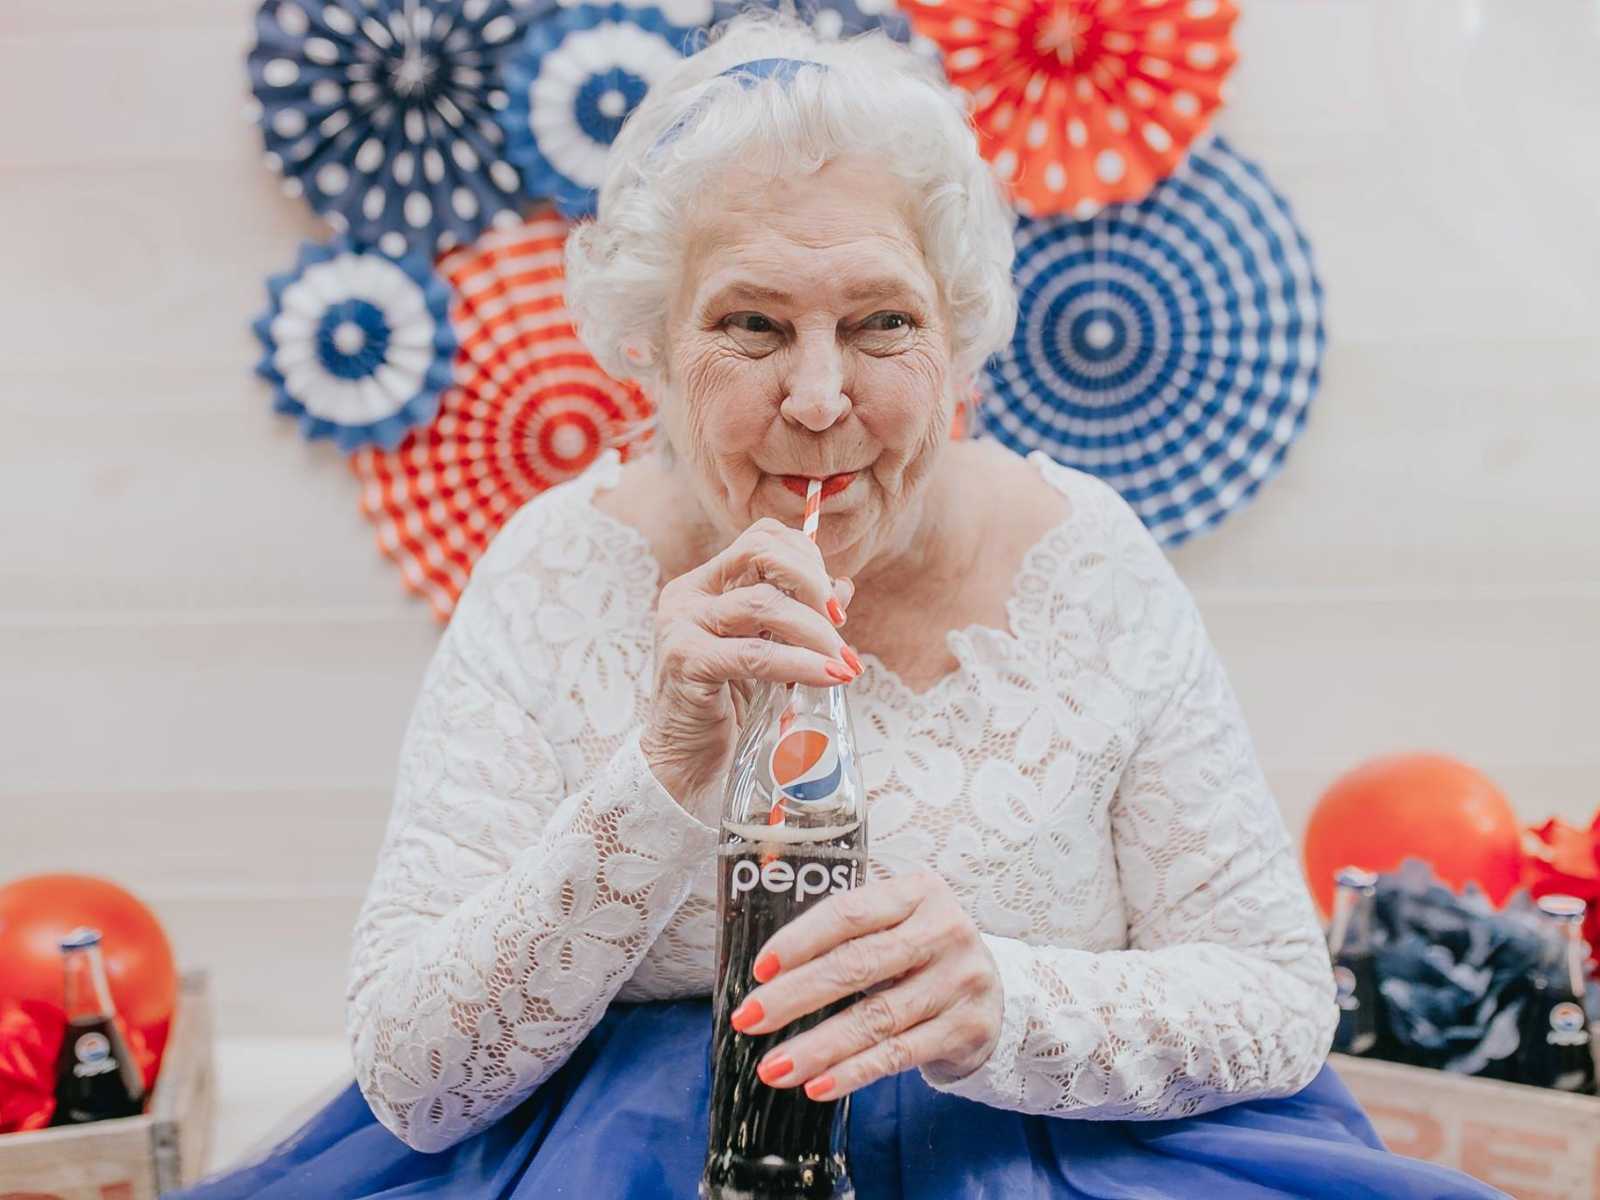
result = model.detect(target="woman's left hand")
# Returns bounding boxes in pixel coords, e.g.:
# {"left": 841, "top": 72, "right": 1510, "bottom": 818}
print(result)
{"left": 730, "top": 869, "right": 1004, "bottom": 1101}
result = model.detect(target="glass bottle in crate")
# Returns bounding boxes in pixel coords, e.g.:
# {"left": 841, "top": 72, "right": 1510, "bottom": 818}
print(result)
{"left": 702, "top": 677, "right": 868, "bottom": 1200}
{"left": 1327, "top": 866, "right": 1385, "bottom": 1057}
{"left": 1515, "top": 894, "right": 1596, "bottom": 1094}
{"left": 49, "top": 926, "right": 146, "bottom": 1125}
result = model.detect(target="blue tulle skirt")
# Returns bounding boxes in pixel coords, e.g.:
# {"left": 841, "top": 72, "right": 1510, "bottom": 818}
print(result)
{"left": 176, "top": 999, "right": 1504, "bottom": 1199}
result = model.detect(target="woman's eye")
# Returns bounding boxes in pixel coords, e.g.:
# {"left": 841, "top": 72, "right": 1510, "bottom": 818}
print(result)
{"left": 861, "top": 312, "right": 911, "bottom": 333}
{"left": 726, "top": 312, "right": 779, "bottom": 335}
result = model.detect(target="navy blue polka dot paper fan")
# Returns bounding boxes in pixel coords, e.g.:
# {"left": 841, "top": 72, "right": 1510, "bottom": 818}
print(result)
{"left": 247, "top": 0, "right": 538, "bottom": 257}
{"left": 498, "top": 3, "right": 705, "bottom": 219}
{"left": 981, "top": 135, "right": 1326, "bottom": 546}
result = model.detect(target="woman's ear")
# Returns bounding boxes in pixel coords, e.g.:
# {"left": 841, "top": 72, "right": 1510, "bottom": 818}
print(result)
{"left": 947, "top": 376, "right": 979, "bottom": 441}
{"left": 620, "top": 334, "right": 657, "bottom": 374}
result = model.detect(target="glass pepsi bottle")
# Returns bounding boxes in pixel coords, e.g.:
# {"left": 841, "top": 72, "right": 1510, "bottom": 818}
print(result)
{"left": 49, "top": 927, "right": 146, "bottom": 1125}
{"left": 1327, "top": 866, "right": 1385, "bottom": 1057}
{"left": 1515, "top": 895, "right": 1596, "bottom": 1094}
{"left": 702, "top": 678, "right": 867, "bottom": 1200}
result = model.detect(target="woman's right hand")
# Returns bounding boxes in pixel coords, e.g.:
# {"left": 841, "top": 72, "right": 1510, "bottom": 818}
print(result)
{"left": 640, "top": 516, "right": 858, "bottom": 820}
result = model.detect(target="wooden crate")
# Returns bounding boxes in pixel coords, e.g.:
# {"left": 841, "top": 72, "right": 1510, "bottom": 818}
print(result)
{"left": 0, "top": 970, "right": 215, "bottom": 1200}
{"left": 1334, "top": 1053, "right": 1600, "bottom": 1200}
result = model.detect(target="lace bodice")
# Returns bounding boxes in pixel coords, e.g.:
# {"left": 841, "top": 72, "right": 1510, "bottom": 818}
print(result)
{"left": 346, "top": 447, "right": 1337, "bottom": 1153}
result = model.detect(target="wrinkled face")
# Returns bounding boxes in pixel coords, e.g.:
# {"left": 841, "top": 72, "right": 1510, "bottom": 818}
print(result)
{"left": 659, "top": 156, "right": 957, "bottom": 574}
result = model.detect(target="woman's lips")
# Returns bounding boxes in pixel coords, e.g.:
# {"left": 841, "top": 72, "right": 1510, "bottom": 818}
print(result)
{"left": 779, "top": 472, "right": 857, "bottom": 499}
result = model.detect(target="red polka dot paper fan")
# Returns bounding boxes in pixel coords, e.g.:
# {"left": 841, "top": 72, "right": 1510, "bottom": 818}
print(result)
{"left": 905, "top": 0, "right": 1238, "bottom": 219}
{"left": 351, "top": 209, "right": 654, "bottom": 620}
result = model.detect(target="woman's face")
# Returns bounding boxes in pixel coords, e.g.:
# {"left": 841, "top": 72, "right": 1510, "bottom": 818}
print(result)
{"left": 659, "top": 156, "right": 956, "bottom": 577}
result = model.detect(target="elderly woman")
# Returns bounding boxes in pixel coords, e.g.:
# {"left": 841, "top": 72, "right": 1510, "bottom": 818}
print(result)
{"left": 175, "top": 12, "right": 1503, "bottom": 1200}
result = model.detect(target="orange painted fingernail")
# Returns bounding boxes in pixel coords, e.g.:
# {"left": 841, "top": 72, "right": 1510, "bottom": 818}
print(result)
{"left": 827, "top": 597, "right": 846, "bottom": 626}
{"left": 825, "top": 660, "right": 853, "bottom": 683}
{"left": 731, "top": 998, "right": 764, "bottom": 1032}
{"left": 757, "top": 1054, "right": 794, "bottom": 1085}
{"left": 840, "top": 645, "right": 863, "bottom": 676}
{"left": 804, "top": 1074, "right": 836, "bottom": 1101}
{"left": 753, "top": 952, "right": 781, "bottom": 983}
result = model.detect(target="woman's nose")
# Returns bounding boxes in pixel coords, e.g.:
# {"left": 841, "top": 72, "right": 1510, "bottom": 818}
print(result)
{"left": 781, "top": 388, "right": 851, "bottom": 432}
{"left": 780, "top": 337, "right": 851, "bottom": 432}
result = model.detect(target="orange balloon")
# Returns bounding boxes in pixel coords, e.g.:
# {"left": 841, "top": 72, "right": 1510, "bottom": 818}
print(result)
{"left": 1303, "top": 754, "right": 1524, "bottom": 918}
{"left": 0, "top": 875, "right": 177, "bottom": 1032}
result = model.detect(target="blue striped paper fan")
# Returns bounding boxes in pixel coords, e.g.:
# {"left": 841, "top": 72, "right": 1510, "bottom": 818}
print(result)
{"left": 253, "top": 238, "right": 457, "bottom": 452}
{"left": 981, "top": 135, "right": 1326, "bottom": 546}
{"left": 498, "top": 4, "right": 704, "bottom": 219}
{"left": 247, "top": 0, "right": 536, "bottom": 256}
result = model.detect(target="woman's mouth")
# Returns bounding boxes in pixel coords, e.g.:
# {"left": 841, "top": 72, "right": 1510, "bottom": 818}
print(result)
{"left": 780, "top": 472, "right": 857, "bottom": 499}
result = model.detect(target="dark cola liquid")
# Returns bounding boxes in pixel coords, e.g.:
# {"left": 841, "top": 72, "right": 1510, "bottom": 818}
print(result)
{"left": 703, "top": 839, "right": 864, "bottom": 1200}
{"left": 1517, "top": 990, "right": 1597, "bottom": 1094}
{"left": 50, "top": 1017, "right": 145, "bottom": 1126}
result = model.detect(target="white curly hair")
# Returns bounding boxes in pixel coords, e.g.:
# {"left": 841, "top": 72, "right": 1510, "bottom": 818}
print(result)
{"left": 562, "top": 7, "right": 1018, "bottom": 441}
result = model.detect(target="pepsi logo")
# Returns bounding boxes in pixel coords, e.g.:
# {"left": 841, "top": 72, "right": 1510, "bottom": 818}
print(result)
{"left": 75, "top": 1032, "right": 110, "bottom": 1064}
{"left": 1550, "top": 1002, "right": 1588, "bottom": 1036}
{"left": 770, "top": 718, "right": 843, "bottom": 805}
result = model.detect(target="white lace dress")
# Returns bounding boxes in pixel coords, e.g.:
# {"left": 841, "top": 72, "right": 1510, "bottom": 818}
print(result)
{"left": 345, "top": 447, "right": 1337, "bottom": 1153}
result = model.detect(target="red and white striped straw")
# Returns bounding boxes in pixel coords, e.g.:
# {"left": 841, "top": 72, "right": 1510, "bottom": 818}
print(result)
{"left": 778, "top": 477, "right": 824, "bottom": 725}
{"left": 767, "top": 477, "right": 826, "bottom": 836}
{"left": 801, "top": 476, "right": 822, "bottom": 542}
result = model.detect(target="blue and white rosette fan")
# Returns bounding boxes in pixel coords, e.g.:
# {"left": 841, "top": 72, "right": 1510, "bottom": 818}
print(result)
{"left": 253, "top": 239, "right": 458, "bottom": 452}
{"left": 247, "top": 0, "right": 535, "bottom": 256}
{"left": 498, "top": 3, "right": 703, "bottom": 218}
{"left": 982, "top": 135, "right": 1326, "bottom": 545}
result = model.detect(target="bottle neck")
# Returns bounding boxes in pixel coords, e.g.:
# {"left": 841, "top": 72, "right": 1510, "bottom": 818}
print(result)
{"left": 1556, "top": 916, "right": 1588, "bottom": 998}
{"left": 61, "top": 944, "right": 117, "bottom": 1023}
{"left": 1327, "top": 886, "right": 1373, "bottom": 957}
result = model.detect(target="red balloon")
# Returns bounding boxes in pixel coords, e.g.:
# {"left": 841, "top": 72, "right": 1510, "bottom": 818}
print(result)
{"left": 1303, "top": 754, "right": 1524, "bottom": 917}
{"left": 0, "top": 875, "right": 177, "bottom": 1032}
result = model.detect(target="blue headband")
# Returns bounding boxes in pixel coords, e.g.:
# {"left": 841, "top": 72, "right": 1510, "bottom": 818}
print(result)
{"left": 649, "top": 57, "right": 829, "bottom": 156}
{"left": 718, "top": 57, "right": 827, "bottom": 84}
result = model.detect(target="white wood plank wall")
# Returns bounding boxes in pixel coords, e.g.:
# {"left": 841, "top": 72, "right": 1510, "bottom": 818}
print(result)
{"left": 3, "top": 1, "right": 1597, "bottom": 1043}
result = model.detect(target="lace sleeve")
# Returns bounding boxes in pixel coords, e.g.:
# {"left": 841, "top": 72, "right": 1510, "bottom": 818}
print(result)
{"left": 922, "top": 482, "right": 1337, "bottom": 1119}
{"left": 344, "top": 510, "right": 717, "bottom": 1152}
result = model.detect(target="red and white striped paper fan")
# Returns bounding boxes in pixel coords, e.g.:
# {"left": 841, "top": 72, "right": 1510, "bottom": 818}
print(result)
{"left": 904, "top": 0, "right": 1238, "bottom": 219}
{"left": 352, "top": 209, "right": 654, "bottom": 619}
